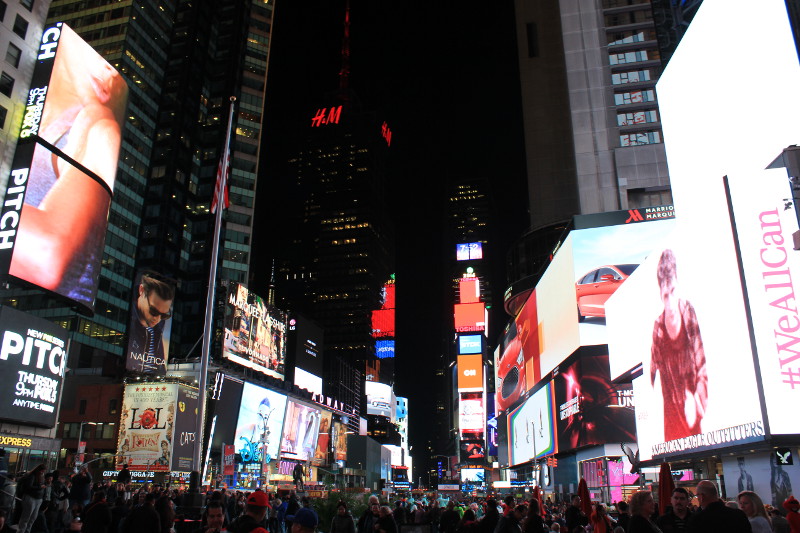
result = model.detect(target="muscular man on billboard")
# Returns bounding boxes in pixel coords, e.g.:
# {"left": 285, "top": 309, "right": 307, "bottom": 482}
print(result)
{"left": 650, "top": 249, "right": 708, "bottom": 441}
{"left": 10, "top": 25, "right": 127, "bottom": 306}
{"left": 127, "top": 273, "right": 175, "bottom": 373}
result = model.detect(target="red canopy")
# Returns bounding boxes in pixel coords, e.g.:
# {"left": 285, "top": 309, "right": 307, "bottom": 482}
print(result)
{"left": 658, "top": 462, "right": 675, "bottom": 515}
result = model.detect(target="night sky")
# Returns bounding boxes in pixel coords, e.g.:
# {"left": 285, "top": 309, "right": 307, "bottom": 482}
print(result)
{"left": 254, "top": 0, "right": 529, "bottom": 467}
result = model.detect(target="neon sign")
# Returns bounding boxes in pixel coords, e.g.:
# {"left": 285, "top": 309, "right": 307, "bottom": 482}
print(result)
{"left": 381, "top": 122, "right": 392, "bottom": 146}
{"left": 311, "top": 106, "right": 342, "bottom": 127}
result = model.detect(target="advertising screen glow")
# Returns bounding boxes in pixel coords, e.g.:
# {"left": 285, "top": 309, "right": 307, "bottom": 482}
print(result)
{"left": 458, "top": 334, "right": 482, "bottom": 355}
{"left": 0, "top": 24, "right": 128, "bottom": 314}
{"left": 233, "top": 383, "right": 288, "bottom": 464}
{"left": 280, "top": 400, "right": 322, "bottom": 462}
{"left": 457, "top": 354, "right": 484, "bottom": 391}
{"left": 116, "top": 384, "right": 178, "bottom": 471}
{"left": 125, "top": 271, "right": 175, "bottom": 375}
{"left": 454, "top": 302, "right": 486, "bottom": 333}
{"left": 0, "top": 306, "right": 68, "bottom": 428}
{"left": 456, "top": 242, "right": 483, "bottom": 261}
{"left": 508, "top": 382, "right": 556, "bottom": 466}
{"left": 365, "top": 381, "right": 393, "bottom": 418}
{"left": 223, "top": 282, "right": 287, "bottom": 379}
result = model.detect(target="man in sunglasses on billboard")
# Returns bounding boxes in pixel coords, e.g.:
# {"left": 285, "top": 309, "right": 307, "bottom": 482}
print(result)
{"left": 126, "top": 272, "right": 175, "bottom": 374}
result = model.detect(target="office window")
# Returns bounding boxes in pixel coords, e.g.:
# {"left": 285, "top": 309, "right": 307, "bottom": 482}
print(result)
{"left": 0, "top": 105, "right": 6, "bottom": 129}
{"left": 0, "top": 1, "right": 6, "bottom": 22}
{"left": 109, "top": 398, "right": 118, "bottom": 415}
{"left": 620, "top": 131, "right": 661, "bottom": 146}
{"left": 13, "top": 14, "right": 28, "bottom": 38}
{"left": 617, "top": 110, "right": 659, "bottom": 126}
{"left": 79, "top": 399, "right": 87, "bottom": 415}
{"left": 0, "top": 72, "right": 14, "bottom": 97}
{"left": 20, "top": 0, "right": 33, "bottom": 11}
{"left": 6, "top": 42, "right": 21, "bottom": 68}
{"left": 526, "top": 22, "right": 539, "bottom": 58}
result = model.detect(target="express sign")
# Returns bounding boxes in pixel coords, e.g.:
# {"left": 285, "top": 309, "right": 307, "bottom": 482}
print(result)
{"left": 0, "top": 306, "right": 68, "bottom": 427}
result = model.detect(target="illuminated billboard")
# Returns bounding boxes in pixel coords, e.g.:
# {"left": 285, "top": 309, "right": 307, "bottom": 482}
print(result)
{"left": 233, "top": 382, "right": 288, "bottom": 464}
{"left": 722, "top": 451, "right": 800, "bottom": 510}
{"left": 289, "top": 314, "right": 323, "bottom": 377}
{"left": 459, "top": 277, "right": 480, "bottom": 304}
{"left": 376, "top": 340, "right": 395, "bottom": 359}
{"left": 458, "top": 392, "right": 485, "bottom": 440}
{"left": 0, "top": 24, "right": 128, "bottom": 314}
{"left": 608, "top": 243, "right": 764, "bottom": 461}
{"left": 371, "top": 309, "right": 395, "bottom": 338}
{"left": 0, "top": 306, "right": 68, "bottom": 428}
{"left": 125, "top": 271, "right": 175, "bottom": 375}
{"left": 332, "top": 420, "right": 348, "bottom": 462}
{"left": 458, "top": 334, "right": 482, "bottom": 355}
{"left": 454, "top": 302, "right": 487, "bottom": 333}
{"left": 457, "top": 354, "right": 484, "bottom": 391}
{"left": 508, "top": 382, "right": 556, "bottom": 466}
{"left": 459, "top": 440, "right": 485, "bottom": 463}
{"left": 456, "top": 242, "right": 483, "bottom": 261}
{"left": 280, "top": 400, "right": 322, "bottom": 462}
{"left": 554, "top": 352, "right": 635, "bottom": 451}
{"left": 171, "top": 385, "right": 199, "bottom": 472}
{"left": 365, "top": 381, "right": 393, "bottom": 418}
{"left": 223, "top": 282, "right": 287, "bottom": 380}
{"left": 209, "top": 373, "right": 244, "bottom": 451}
{"left": 495, "top": 292, "right": 539, "bottom": 413}
{"left": 728, "top": 173, "right": 800, "bottom": 435}
{"left": 116, "top": 384, "right": 178, "bottom": 472}
{"left": 312, "top": 410, "right": 332, "bottom": 465}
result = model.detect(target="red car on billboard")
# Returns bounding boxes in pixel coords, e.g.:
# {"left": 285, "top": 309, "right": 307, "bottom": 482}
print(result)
{"left": 575, "top": 264, "right": 638, "bottom": 321}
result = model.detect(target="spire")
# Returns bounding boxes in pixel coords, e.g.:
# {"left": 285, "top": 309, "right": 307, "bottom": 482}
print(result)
{"left": 338, "top": 0, "right": 351, "bottom": 92}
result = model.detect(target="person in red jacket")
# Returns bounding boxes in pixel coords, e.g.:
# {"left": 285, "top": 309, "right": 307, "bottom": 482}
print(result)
{"left": 783, "top": 495, "right": 800, "bottom": 533}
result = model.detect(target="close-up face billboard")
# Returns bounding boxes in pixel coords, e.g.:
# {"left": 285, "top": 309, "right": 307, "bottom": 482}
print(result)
{"left": 0, "top": 23, "right": 128, "bottom": 314}
{"left": 233, "top": 382, "right": 288, "bottom": 464}
{"left": 223, "top": 282, "right": 287, "bottom": 380}
{"left": 0, "top": 306, "right": 68, "bottom": 428}
{"left": 125, "top": 271, "right": 175, "bottom": 375}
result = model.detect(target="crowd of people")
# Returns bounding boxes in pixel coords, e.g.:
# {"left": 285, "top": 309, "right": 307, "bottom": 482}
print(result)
{"left": 2, "top": 467, "right": 800, "bottom": 533}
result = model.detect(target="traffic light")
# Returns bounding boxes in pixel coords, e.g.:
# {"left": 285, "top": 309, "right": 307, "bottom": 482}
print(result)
{"left": 546, "top": 456, "right": 558, "bottom": 467}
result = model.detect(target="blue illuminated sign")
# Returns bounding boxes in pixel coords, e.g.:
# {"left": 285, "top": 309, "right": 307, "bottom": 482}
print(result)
{"left": 458, "top": 334, "right": 482, "bottom": 355}
{"left": 376, "top": 340, "right": 395, "bottom": 359}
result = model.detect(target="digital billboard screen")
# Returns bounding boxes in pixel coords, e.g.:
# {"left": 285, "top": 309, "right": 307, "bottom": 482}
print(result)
{"left": 332, "top": 420, "right": 348, "bottom": 462}
{"left": 495, "top": 291, "right": 539, "bottom": 413}
{"left": 0, "top": 306, "right": 68, "bottom": 428}
{"left": 365, "top": 381, "right": 393, "bottom": 418}
{"left": 209, "top": 373, "right": 244, "bottom": 451}
{"left": 607, "top": 242, "right": 764, "bottom": 461}
{"left": 454, "top": 302, "right": 486, "bottom": 333}
{"left": 312, "top": 410, "right": 332, "bottom": 465}
{"left": 116, "top": 384, "right": 177, "bottom": 471}
{"left": 554, "top": 353, "right": 635, "bottom": 451}
{"left": 456, "top": 242, "right": 483, "bottom": 261}
{"left": 459, "top": 277, "right": 480, "bottom": 304}
{"left": 508, "top": 382, "right": 556, "bottom": 466}
{"left": 233, "top": 382, "right": 288, "bottom": 464}
{"left": 125, "top": 271, "right": 176, "bottom": 375}
{"left": 458, "top": 334, "right": 482, "bottom": 355}
{"left": 376, "top": 340, "right": 395, "bottom": 359}
{"left": 459, "top": 440, "right": 486, "bottom": 463}
{"left": 0, "top": 24, "right": 128, "bottom": 314}
{"left": 289, "top": 314, "right": 323, "bottom": 377}
{"left": 371, "top": 309, "right": 395, "bottom": 338}
{"left": 458, "top": 392, "right": 484, "bottom": 440}
{"left": 280, "top": 400, "right": 322, "bottom": 462}
{"left": 171, "top": 385, "right": 199, "bottom": 472}
{"left": 223, "top": 282, "right": 287, "bottom": 380}
{"left": 457, "top": 354, "right": 483, "bottom": 391}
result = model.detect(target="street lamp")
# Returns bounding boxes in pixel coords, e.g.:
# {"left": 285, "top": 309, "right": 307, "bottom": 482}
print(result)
{"left": 76, "top": 422, "right": 97, "bottom": 471}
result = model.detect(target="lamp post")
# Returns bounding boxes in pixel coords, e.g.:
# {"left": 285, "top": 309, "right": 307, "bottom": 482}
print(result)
{"left": 76, "top": 422, "right": 97, "bottom": 471}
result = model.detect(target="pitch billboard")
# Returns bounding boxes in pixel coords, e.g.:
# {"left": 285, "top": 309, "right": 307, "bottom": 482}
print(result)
{"left": 0, "top": 24, "right": 128, "bottom": 314}
{"left": 223, "top": 282, "right": 287, "bottom": 380}
{"left": 280, "top": 400, "right": 322, "bottom": 462}
{"left": 125, "top": 271, "right": 175, "bottom": 375}
{"left": 0, "top": 306, "right": 68, "bottom": 428}
{"left": 233, "top": 382, "right": 288, "bottom": 464}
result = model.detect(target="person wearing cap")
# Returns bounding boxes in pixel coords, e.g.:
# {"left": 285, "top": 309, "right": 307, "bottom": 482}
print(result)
{"left": 228, "top": 490, "right": 270, "bottom": 533}
{"left": 287, "top": 507, "right": 319, "bottom": 533}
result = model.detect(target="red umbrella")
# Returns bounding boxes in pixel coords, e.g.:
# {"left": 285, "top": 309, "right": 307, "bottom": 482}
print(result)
{"left": 578, "top": 477, "right": 592, "bottom": 516}
{"left": 658, "top": 462, "right": 675, "bottom": 515}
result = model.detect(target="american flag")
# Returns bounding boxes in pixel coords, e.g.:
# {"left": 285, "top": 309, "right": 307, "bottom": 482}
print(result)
{"left": 211, "top": 150, "right": 230, "bottom": 213}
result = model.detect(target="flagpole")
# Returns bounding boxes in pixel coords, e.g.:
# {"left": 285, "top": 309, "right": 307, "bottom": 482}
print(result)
{"left": 193, "top": 96, "right": 236, "bottom": 475}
